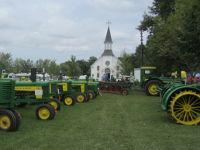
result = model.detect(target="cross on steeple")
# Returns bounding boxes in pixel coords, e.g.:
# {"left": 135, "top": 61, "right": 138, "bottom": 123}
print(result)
{"left": 106, "top": 20, "right": 111, "bottom": 26}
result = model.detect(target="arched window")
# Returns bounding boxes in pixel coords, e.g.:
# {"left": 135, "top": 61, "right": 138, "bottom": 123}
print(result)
{"left": 97, "top": 66, "right": 100, "bottom": 71}
{"left": 105, "top": 68, "right": 110, "bottom": 73}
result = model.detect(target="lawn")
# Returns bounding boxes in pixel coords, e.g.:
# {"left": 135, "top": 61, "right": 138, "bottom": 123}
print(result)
{"left": 0, "top": 90, "right": 200, "bottom": 150}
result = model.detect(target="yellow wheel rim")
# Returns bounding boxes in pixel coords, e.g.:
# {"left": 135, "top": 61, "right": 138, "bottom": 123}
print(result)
{"left": 170, "top": 91, "right": 200, "bottom": 125}
{"left": 64, "top": 97, "right": 73, "bottom": 105}
{"left": 77, "top": 95, "right": 84, "bottom": 102}
{"left": 0, "top": 115, "right": 11, "bottom": 130}
{"left": 49, "top": 101, "right": 58, "bottom": 110}
{"left": 148, "top": 84, "right": 159, "bottom": 95}
{"left": 89, "top": 93, "right": 93, "bottom": 99}
{"left": 38, "top": 108, "right": 50, "bottom": 120}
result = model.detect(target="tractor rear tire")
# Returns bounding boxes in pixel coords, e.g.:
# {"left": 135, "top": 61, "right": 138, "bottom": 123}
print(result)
{"left": 75, "top": 93, "right": 86, "bottom": 103}
{"left": 168, "top": 90, "right": 200, "bottom": 125}
{"left": 145, "top": 80, "right": 163, "bottom": 96}
{"left": 10, "top": 109, "right": 22, "bottom": 131}
{"left": 49, "top": 99, "right": 61, "bottom": 111}
{"left": 0, "top": 109, "right": 17, "bottom": 131}
{"left": 63, "top": 95, "right": 75, "bottom": 106}
{"left": 88, "top": 91, "right": 95, "bottom": 100}
{"left": 36, "top": 104, "right": 55, "bottom": 120}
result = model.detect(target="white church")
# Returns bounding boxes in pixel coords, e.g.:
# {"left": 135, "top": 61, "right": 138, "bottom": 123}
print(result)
{"left": 91, "top": 26, "right": 121, "bottom": 81}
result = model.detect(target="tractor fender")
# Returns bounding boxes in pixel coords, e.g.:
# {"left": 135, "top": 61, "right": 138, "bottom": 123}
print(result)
{"left": 143, "top": 78, "right": 164, "bottom": 88}
{"left": 161, "top": 85, "right": 200, "bottom": 111}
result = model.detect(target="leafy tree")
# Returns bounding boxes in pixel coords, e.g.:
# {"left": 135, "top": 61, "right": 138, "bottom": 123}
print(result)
{"left": 60, "top": 55, "right": 81, "bottom": 77}
{"left": 0, "top": 52, "right": 13, "bottom": 72}
{"left": 137, "top": 0, "right": 200, "bottom": 75}
{"left": 47, "top": 60, "right": 60, "bottom": 76}
{"left": 119, "top": 51, "right": 135, "bottom": 75}
{"left": 88, "top": 56, "right": 97, "bottom": 65}
{"left": 150, "top": 0, "right": 175, "bottom": 21}
{"left": 35, "top": 59, "right": 51, "bottom": 73}
{"left": 77, "top": 60, "right": 89, "bottom": 75}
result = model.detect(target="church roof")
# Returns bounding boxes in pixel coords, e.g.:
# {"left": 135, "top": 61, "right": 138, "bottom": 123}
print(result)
{"left": 104, "top": 27, "right": 113, "bottom": 43}
{"left": 101, "top": 49, "right": 114, "bottom": 57}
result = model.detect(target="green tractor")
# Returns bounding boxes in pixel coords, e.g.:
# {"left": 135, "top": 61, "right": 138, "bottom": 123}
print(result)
{"left": 71, "top": 81, "right": 91, "bottom": 103}
{"left": 138, "top": 67, "right": 185, "bottom": 96}
{"left": 78, "top": 78, "right": 99, "bottom": 99}
{"left": 0, "top": 67, "right": 60, "bottom": 132}
{"left": 161, "top": 82, "right": 200, "bottom": 125}
{"left": 55, "top": 80, "right": 77, "bottom": 106}
{"left": 15, "top": 81, "right": 61, "bottom": 112}
{"left": 0, "top": 79, "right": 22, "bottom": 131}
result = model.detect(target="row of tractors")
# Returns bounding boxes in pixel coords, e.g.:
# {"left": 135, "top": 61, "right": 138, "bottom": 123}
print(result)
{"left": 139, "top": 67, "right": 200, "bottom": 125}
{"left": 0, "top": 67, "right": 99, "bottom": 132}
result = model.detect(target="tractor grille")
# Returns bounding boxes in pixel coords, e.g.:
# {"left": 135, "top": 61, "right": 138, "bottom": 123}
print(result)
{"left": 0, "top": 79, "right": 15, "bottom": 101}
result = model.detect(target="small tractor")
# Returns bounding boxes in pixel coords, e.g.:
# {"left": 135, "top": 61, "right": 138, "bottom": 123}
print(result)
{"left": 135, "top": 67, "right": 185, "bottom": 96}
{"left": 160, "top": 82, "right": 200, "bottom": 125}
{"left": 78, "top": 78, "right": 99, "bottom": 99}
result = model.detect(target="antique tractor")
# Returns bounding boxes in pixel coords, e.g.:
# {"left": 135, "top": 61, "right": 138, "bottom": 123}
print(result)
{"left": 138, "top": 67, "right": 185, "bottom": 96}
{"left": 15, "top": 81, "right": 61, "bottom": 112}
{"left": 161, "top": 82, "right": 200, "bottom": 125}
{"left": 0, "top": 79, "right": 22, "bottom": 131}
{"left": 99, "top": 81, "right": 130, "bottom": 95}
{"left": 71, "top": 81, "right": 91, "bottom": 103}
{"left": 55, "top": 80, "right": 77, "bottom": 106}
{"left": 78, "top": 78, "right": 99, "bottom": 99}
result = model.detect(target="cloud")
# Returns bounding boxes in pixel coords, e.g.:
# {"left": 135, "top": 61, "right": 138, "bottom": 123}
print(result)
{"left": 0, "top": 0, "right": 153, "bottom": 62}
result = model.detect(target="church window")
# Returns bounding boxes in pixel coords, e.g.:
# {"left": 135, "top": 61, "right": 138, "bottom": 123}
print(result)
{"left": 97, "top": 73, "right": 99, "bottom": 78}
{"left": 97, "top": 66, "right": 100, "bottom": 71}
{"left": 105, "top": 61, "right": 110, "bottom": 66}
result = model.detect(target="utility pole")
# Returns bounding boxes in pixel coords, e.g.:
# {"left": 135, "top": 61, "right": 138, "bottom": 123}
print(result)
{"left": 140, "top": 29, "right": 144, "bottom": 66}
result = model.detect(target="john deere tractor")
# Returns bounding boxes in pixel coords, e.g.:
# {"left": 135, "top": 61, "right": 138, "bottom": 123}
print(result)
{"left": 161, "top": 82, "right": 200, "bottom": 125}
{"left": 139, "top": 67, "right": 185, "bottom": 96}
{"left": 0, "top": 67, "right": 60, "bottom": 132}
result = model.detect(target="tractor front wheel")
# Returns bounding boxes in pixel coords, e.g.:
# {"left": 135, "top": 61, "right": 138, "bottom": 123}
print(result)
{"left": 168, "top": 90, "right": 200, "bottom": 125}
{"left": 36, "top": 104, "right": 55, "bottom": 120}
{"left": 63, "top": 95, "right": 75, "bottom": 106}
{"left": 49, "top": 99, "right": 61, "bottom": 111}
{"left": 145, "top": 80, "right": 162, "bottom": 96}
{"left": 76, "top": 93, "right": 86, "bottom": 103}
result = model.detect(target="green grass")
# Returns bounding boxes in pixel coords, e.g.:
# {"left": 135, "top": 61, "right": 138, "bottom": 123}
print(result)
{"left": 1, "top": 90, "right": 200, "bottom": 150}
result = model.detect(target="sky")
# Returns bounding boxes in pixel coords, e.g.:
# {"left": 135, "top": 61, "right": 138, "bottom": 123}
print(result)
{"left": 0, "top": 0, "right": 153, "bottom": 63}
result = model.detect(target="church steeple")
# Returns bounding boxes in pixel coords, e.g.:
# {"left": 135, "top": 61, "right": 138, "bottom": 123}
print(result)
{"left": 101, "top": 26, "right": 114, "bottom": 57}
{"left": 104, "top": 27, "right": 113, "bottom": 44}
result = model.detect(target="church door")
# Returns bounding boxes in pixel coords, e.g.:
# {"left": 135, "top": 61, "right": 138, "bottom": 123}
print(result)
{"left": 105, "top": 68, "right": 111, "bottom": 80}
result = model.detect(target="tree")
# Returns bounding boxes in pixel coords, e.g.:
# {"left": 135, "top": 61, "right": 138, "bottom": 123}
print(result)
{"left": 77, "top": 60, "right": 89, "bottom": 75}
{"left": 119, "top": 51, "right": 135, "bottom": 75}
{"left": 35, "top": 59, "right": 51, "bottom": 74}
{"left": 0, "top": 52, "right": 13, "bottom": 72}
{"left": 60, "top": 55, "right": 81, "bottom": 77}
{"left": 47, "top": 60, "right": 60, "bottom": 76}
{"left": 137, "top": 0, "right": 200, "bottom": 75}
